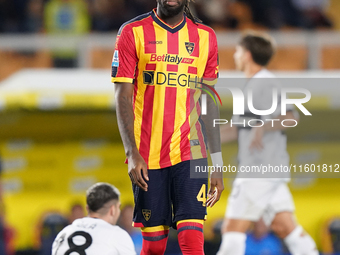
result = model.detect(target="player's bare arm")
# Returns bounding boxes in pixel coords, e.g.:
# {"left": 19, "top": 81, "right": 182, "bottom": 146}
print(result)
{"left": 220, "top": 125, "right": 238, "bottom": 144}
{"left": 201, "top": 86, "right": 224, "bottom": 207}
{"left": 249, "top": 110, "right": 299, "bottom": 150}
{"left": 115, "top": 82, "right": 149, "bottom": 192}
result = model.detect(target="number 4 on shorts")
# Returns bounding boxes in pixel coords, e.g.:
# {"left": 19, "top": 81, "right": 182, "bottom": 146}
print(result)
{"left": 196, "top": 184, "right": 206, "bottom": 207}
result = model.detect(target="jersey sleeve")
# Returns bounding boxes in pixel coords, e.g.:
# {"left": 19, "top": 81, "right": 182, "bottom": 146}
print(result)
{"left": 51, "top": 225, "right": 71, "bottom": 255}
{"left": 111, "top": 24, "right": 138, "bottom": 84}
{"left": 203, "top": 29, "right": 219, "bottom": 86}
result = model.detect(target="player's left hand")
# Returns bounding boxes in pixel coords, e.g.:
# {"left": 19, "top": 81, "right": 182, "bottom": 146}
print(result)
{"left": 207, "top": 171, "right": 224, "bottom": 207}
{"left": 249, "top": 127, "right": 264, "bottom": 151}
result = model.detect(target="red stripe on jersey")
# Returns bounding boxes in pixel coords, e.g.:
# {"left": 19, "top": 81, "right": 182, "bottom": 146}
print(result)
{"left": 143, "top": 22, "right": 156, "bottom": 54}
{"left": 195, "top": 100, "right": 207, "bottom": 158}
{"left": 146, "top": 64, "right": 156, "bottom": 70}
{"left": 167, "top": 64, "right": 178, "bottom": 72}
{"left": 187, "top": 21, "right": 199, "bottom": 57}
{"left": 188, "top": 66, "right": 197, "bottom": 74}
{"left": 167, "top": 31, "right": 179, "bottom": 55}
{"left": 159, "top": 87, "right": 177, "bottom": 168}
{"left": 139, "top": 86, "right": 155, "bottom": 165}
{"left": 180, "top": 89, "right": 192, "bottom": 161}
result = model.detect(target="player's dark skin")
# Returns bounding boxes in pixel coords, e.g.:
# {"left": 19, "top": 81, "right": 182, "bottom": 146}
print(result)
{"left": 115, "top": 0, "right": 224, "bottom": 207}
{"left": 156, "top": 0, "right": 187, "bottom": 26}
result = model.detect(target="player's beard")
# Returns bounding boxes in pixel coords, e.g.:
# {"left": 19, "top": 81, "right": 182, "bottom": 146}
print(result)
{"left": 157, "top": 0, "right": 187, "bottom": 18}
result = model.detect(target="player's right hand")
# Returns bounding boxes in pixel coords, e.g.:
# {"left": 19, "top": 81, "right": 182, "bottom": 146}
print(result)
{"left": 127, "top": 151, "right": 149, "bottom": 192}
{"left": 207, "top": 171, "right": 224, "bottom": 207}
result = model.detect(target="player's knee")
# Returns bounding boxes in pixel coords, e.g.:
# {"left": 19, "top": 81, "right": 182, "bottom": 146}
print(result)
{"left": 221, "top": 218, "right": 250, "bottom": 234}
{"left": 271, "top": 221, "right": 290, "bottom": 239}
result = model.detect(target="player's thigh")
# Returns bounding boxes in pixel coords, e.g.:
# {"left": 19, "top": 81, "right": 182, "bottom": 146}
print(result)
{"left": 171, "top": 158, "right": 208, "bottom": 225}
{"left": 132, "top": 168, "right": 172, "bottom": 227}
{"left": 265, "top": 183, "right": 296, "bottom": 237}
{"left": 221, "top": 218, "right": 253, "bottom": 234}
{"left": 226, "top": 181, "right": 277, "bottom": 222}
{"left": 263, "top": 182, "right": 295, "bottom": 225}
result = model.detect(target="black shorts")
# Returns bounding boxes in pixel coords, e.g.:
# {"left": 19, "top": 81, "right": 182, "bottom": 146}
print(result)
{"left": 132, "top": 158, "right": 208, "bottom": 229}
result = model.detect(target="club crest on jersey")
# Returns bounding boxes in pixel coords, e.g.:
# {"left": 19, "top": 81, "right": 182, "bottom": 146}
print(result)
{"left": 142, "top": 209, "right": 151, "bottom": 221}
{"left": 185, "top": 42, "right": 195, "bottom": 55}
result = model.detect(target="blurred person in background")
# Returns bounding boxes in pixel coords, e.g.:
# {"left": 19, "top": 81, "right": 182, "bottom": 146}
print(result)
{"left": 195, "top": 0, "right": 227, "bottom": 27}
{"left": 237, "top": 0, "right": 301, "bottom": 29}
{"left": 238, "top": 0, "right": 332, "bottom": 29}
{"left": 195, "top": 0, "right": 237, "bottom": 29}
{"left": 89, "top": 0, "right": 131, "bottom": 32}
{"left": 118, "top": 204, "right": 143, "bottom": 254}
{"left": 38, "top": 212, "right": 69, "bottom": 255}
{"left": 217, "top": 32, "right": 318, "bottom": 255}
{"left": 44, "top": 0, "right": 90, "bottom": 67}
{"left": 25, "top": 0, "right": 44, "bottom": 33}
{"left": 68, "top": 203, "right": 85, "bottom": 223}
{"left": 37, "top": 203, "right": 84, "bottom": 255}
{"left": 52, "top": 183, "right": 136, "bottom": 255}
{"left": 291, "top": 0, "right": 333, "bottom": 28}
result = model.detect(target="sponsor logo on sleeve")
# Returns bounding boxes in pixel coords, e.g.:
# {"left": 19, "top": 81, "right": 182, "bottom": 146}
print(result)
{"left": 112, "top": 50, "right": 119, "bottom": 67}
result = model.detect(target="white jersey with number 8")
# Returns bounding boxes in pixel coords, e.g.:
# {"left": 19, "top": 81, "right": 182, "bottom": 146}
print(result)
{"left": 52, "top": 217, "right": 136, "bottom": 255}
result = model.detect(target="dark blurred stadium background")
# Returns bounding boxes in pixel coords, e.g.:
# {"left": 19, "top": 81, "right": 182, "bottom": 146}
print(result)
{"left": 0, "top": 0, "right": 340, "bottom": 254}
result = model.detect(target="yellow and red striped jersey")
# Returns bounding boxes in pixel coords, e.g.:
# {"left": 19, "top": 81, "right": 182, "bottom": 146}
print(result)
{"left": 112, "top": 9, "right": 219, "bottom": 169}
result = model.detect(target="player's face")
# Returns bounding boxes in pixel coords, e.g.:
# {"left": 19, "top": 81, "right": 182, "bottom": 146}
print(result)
{"left": 157, "top": 0, "right": 187, "bottom": 17}
{"left": 234, "top": 45, "right": 247, "bottom": 71}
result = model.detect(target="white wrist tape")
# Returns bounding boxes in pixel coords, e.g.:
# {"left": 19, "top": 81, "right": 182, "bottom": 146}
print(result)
{"left": 210, "top": 152, "right": 223, "bottom": 168}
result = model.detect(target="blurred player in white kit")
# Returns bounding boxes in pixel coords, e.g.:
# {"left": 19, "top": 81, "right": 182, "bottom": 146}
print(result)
{"left": 217, "top": 32, "right": 319, "bottom": 255}
{"left": 52, "top": 182, "right": 136, "bottom": 255}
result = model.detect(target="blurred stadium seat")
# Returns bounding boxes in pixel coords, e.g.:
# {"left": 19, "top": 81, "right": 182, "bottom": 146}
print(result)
{"left": 0, "top": 51, "right": 52, "bottom": 81}
{"left": 269, "top": 47, "right": 308, "bottom": 70}
{"left": 91, "top": 49, "right": 113, "bottom": 69}
{"left": 322, "top": 47, "right": 340, "bottom": 69}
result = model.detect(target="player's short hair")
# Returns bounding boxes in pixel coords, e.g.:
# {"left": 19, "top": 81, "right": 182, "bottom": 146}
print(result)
{"left": 239, "top": 32, "right": 276, "bottom": 66}
{"left": 86, "top": 183, "right": 120, "bottom": 213}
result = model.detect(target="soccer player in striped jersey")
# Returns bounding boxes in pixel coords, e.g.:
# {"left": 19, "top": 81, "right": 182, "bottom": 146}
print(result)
{"left": 113, "top": 0, "right": 224, "bottom": 254}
